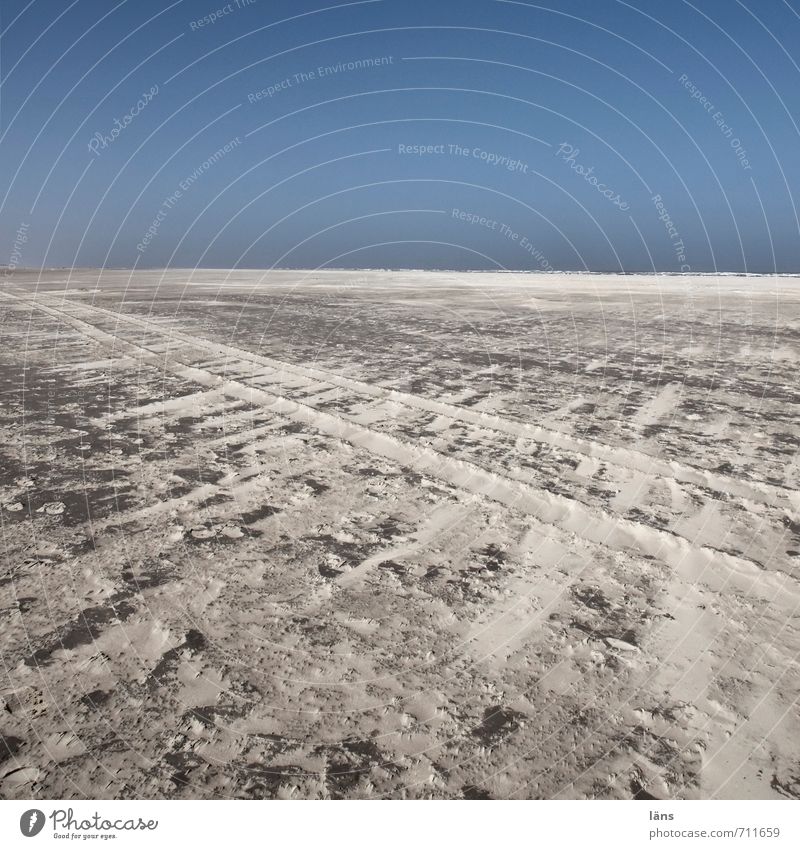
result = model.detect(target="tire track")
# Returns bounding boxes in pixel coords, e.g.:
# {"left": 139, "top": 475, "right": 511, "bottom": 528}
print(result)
{"left": 3, "top": 290, "right": 795, "bottom": 604}
{"left": 13, "top": 290, "right": 790, "bottom": 510}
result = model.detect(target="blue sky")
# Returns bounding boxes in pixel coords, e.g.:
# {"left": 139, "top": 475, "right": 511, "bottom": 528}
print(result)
{"left": 2, "top": 0, "right": 799, "bottom": 272}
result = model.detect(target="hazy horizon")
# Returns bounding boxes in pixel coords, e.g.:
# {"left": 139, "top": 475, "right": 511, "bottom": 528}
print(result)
{"left": 5, "top": 265, "right": 800, "bottom": 276}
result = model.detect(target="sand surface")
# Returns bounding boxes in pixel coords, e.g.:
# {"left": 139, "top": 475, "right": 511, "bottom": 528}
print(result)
{"left": 1, "top": 268, "right": 798, "bottom": 799}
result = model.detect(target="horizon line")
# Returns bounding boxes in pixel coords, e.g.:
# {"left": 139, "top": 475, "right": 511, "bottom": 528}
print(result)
{"left": 4, "top": 266, "right": 800, "bottom": 277}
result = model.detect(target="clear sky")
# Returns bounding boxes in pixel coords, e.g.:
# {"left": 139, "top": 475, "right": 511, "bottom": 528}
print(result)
{"left": 2, "top": 0, "right": 799, "bottom": 272}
